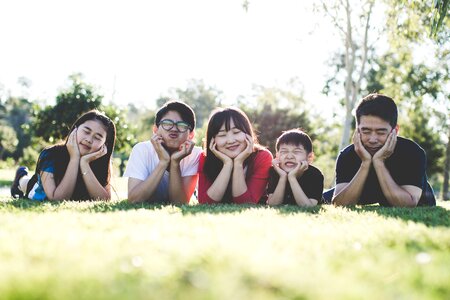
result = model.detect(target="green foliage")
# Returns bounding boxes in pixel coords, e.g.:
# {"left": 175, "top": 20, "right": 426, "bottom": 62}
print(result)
{"left": 160, "top": 79, "right": 223, "bottom": 128}
{"left": 18, "top": 146, "right": 40, "bottom": 169}
{"left": 0, "top": 199, "right": 449, "bottom": 300}
{"left": 0, "top": 124, "right": 18, "bottom": 159}
{"left": 34, "top": 73, "right": 103, "bottom": 142}
{"left": 431, "top": 0, "right": 449, "bottom": 37}
{"left": 246, "top": 103, "right": 312, "bottom": 153}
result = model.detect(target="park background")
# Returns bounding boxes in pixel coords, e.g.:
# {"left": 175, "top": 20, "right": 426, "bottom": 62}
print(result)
{"left": 0, "top": 1, "right": 450, "bottom": 299}
{"left": 1, "top": 0, "right": 449, "bottom": 199}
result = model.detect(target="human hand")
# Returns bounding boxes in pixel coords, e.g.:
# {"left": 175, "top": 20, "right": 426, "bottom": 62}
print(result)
{"left": 373, "top": 129, "right": 397, "bottom": 163}
{"left": 151, "top": 134, "right": 170, "bottom": 164}
{"left": 171, "top": 140, "right": 195, "bottom": 163}
{"left": 272, "top": 158, "right": 287, "bottom": 177}
{"left": 80, "top": 144, "right": 107, "bottom": 165}
{"left": 353, "top": 131, "right": 372, "bottom": 163}
{"left": 66, "top": 128, "right": 80, "bottom": 159}
{"left": 288, "top": 160, "right": 309, "bottom": 179}
{"left": 209, "top": 138, "right": 233, "bottom": 164}
{"left": 234, "top": 134, "right": 254, "bottom": 165}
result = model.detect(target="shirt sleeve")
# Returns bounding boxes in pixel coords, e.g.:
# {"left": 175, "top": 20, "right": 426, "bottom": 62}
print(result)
{"left": 335, "top": 146, "right": 358, "bottom": 184}
{"left": 38, "top": 149, "right": 55, "bottom": 173}
{"left": 181, "top": 147, "right": 202, "bottom": 177}
{"left": 301, "top": 167, "right": 324, "bottom": 202}
{"left": 197, "top": 153, "right": 217, "bottom": 204}
{"left": 233, "top": 149, "right": 273, "bottom": 204}
{"left": 123, "top": 143, "right": 149, "bottom": 181}
{"left": 397, "top": 143, "right": 426, "bottom": 188}
{"left": 266, "top": 168, "right": 277, "bottom": 194}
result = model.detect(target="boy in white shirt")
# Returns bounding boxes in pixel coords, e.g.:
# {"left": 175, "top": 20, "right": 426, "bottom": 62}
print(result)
{"left": 124, "top": 100, "right": 202, "bottom": 204}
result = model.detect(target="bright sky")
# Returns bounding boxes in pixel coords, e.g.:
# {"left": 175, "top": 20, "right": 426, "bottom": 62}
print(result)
{"left": 0, "top": 0, "right": 339, "bottom": 110}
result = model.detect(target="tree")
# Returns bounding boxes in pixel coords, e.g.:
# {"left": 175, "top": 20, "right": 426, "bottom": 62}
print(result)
{"left": 34, "top": 73, "right": 103, "bottom": 142}
{"left": 160, "top": 79, "right": 223, "bottom": 128}
{"left": 432, "top": 0, "right": 449, "bottom": 36}
{"left": 0, "top": 124, "right": 18, "bottom": 159}
{"left": 318, "top": 0, "right": 376, "bottom": 151}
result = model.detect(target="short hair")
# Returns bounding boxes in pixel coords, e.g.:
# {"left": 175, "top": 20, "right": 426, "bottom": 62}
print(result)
{"left": 155, "top": 100, "right": 196, "bottom": 131}
{"left": 276, "top": 129, "right": 313, "bottom": 153}
{"left": 355, "top": 93, "right": 398, "bottom": 128}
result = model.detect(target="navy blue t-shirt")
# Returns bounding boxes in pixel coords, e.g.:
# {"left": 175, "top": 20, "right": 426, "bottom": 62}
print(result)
{"left": 267, "top": 165, "right": 324, "bottom": 205}
{"left": 335, "top": 136, "right": 435, "bottom": 206}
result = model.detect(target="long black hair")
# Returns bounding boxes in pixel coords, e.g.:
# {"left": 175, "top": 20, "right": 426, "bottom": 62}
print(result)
{"left": 35, "top": 110, "right": 116, "bottom": 200}
{"left": 203, "top": 107, "right": 263, "bottom": 201}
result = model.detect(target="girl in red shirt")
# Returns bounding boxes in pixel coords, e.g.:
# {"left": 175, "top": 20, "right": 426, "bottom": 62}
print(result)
{"left": 198, "top": 107, "right": 272, "bottom": 204}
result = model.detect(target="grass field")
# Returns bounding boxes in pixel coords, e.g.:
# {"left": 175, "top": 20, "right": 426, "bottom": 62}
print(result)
{"left": 0, "top": 196, "right": 449, "bottom": 300}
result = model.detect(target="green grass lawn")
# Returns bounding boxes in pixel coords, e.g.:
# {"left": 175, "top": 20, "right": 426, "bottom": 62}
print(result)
{"left": 0, "top": 198, "right": 449, "bottom": 300}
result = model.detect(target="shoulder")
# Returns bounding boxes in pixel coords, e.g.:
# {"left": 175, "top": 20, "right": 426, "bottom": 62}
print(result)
{"left": 130, "top": 141, "right": 155, "bottom": 157}
{"left": 396, "top": 137, "right": 425, "bottom": 155}
{"left": 182, "top": 146, "right": 203, "bottom": 164}
{"left": 306, "top": 165, "right": 324, "bottom": 178}
{"left": 254, "top": 148, "right": 273, "bottom": 162}
{"left": 338, "top": 143, "right": 356, "bottom": 158}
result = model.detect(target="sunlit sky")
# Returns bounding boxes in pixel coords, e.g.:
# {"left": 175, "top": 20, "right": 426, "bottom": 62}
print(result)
{"left": 1, "top": 0, "right": 340, "bottom": 111}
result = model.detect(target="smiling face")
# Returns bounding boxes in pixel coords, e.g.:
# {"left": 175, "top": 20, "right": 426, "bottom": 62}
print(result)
{"left": 358, "top": 115, "right": 395, "bottom": 156}
{"left": 76, "top": 120, "right": 108, "bottom": 156}
{"left": 277, "top": 143, "right": 310, "bottom": 172}
{"left": 154, "top": 110, "right": 193, "bottom": 151}
{"left": 214, "top": 118, "right": 247, "bottom": 159}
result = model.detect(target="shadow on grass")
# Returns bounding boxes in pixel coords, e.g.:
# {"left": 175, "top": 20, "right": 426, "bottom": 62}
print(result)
{"left": 0, "top": 198, "right": 325, "bottom": 215}
{"left": 346, "top": 204, "right": 450, "bottom": 228}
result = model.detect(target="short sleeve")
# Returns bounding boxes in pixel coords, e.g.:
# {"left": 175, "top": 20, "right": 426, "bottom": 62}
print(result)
{"left": 180, "top": 147, "right": 202, "bottom": 177}
{"left": 38, "top": 149, "right": 55, "bottom": 173}
{"left": 123, "top": 142, "right": 151, "bottom": 181}
{"left": 335, "top": 146, "right": 358, "bottom": 184}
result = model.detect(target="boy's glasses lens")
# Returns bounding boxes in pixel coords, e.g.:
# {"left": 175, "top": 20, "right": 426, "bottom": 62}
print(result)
{"left": 160, "top": 120, "right": 190, "bottom": 133}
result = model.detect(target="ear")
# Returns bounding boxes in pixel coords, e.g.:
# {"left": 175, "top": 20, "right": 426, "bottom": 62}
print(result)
{"left": 153, "top": 125, "right": 158, "bottom": 134}
{"left": 275, "top": 152, "right": 280, "bottom": 159}
{"left": 307, "top": 152, "right": 315, "bottom": 164}
{"left": 188, "top": 130, "right": 195, "bottom": 140}
{"left": 394, "top": 125, "right": 399, "bottom": 135}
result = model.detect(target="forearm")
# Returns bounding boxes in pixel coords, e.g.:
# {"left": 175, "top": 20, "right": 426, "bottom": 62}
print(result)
{"left": 206, "top": 162, "right": 233, "bottom": 202}
{"left": 288, "top": 176, "right": 317, "bottom": 207}
{"left": 373, "top": 161, "right": 417, "bottom": 207}
{"left": 80, "top": 162, "right": 111, "bottom": 200}
{"left": 231, "top": 162, "right": 248, "bottom": 197}
{"left": 128, "top": 162, "right": 168, "bottom": 203}
{"left": 49, "top": 158, "right": 79, "bottom": 200}
{"left": 168, "top": 161, "right": 188, "bottom": 205}
{"left": 333, "top": 162, "right": 371, "bottom": 206}
{"left": 267, "top": 177, "right": 287, "bottom": 206}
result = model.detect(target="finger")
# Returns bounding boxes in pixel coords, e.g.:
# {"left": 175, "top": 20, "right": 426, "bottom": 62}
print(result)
{"left": 209, "top": 138, "right": 215, "bottom": 149}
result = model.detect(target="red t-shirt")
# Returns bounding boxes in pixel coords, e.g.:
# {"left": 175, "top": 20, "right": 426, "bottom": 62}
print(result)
{"left": 197, "top": 149, "right": 273, "bottom": 204}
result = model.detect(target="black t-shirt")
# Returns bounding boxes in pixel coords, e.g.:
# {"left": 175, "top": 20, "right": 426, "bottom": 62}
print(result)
{"left": 335, "top": 136, "right": 435, "bottom": 206}
{"left": 267, "top": 165, "right": 324, "bottom": 205}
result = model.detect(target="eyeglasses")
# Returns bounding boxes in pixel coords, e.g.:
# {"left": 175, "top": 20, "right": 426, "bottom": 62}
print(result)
{"left": 159, "top": 119, "right": 192, "bottom": 133}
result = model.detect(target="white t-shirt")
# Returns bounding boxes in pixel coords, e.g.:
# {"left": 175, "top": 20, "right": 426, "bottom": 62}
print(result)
{"left": 124, "top": 141, "right": 202, "bottom": 203}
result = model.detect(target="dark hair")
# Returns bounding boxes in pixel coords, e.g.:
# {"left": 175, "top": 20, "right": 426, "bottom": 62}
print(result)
{"left": 276, "top": 129, "right": 313, "bottom": 153}
{"left": 155, "top": 100, "right": 196, "bottom": 131}
{"left": 203, "top": 107, "right": 263, "bottom": 202}
{"left": 36, "top": 110, "right": 116, "bottom": 200}
{"left": 356, "top": 93, "right": 398, "bottom": 128}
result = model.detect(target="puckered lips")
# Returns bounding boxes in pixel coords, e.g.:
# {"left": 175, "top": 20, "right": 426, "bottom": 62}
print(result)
{"left": 168, "top": 133, "right": 179, "bottom": 139}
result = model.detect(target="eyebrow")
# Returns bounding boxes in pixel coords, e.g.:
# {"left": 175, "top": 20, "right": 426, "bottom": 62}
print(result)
{"left": 360, "top": 127, "right": 388, "bottom": 131}
{"left": 83, "top": 125, "right": 105, "bottom": 138}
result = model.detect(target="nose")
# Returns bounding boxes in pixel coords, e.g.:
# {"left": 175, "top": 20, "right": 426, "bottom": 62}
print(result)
{"left": 368, "top": 133, "right": 378, "bottom": 144}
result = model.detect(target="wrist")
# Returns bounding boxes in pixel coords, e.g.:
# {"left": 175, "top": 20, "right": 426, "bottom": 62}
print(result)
{"left": 372, "top": 159, "right": 385, "bottom": 169}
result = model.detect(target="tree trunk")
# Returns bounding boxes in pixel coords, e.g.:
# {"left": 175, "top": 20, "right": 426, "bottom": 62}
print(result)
{"left": 339, "top": 107, "right": 353, "bottom": 151}
{"left": 442, "top": 124, "right": 450, "bottom": 200}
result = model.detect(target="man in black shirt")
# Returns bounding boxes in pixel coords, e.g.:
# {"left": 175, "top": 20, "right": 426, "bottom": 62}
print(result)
{"left": 332, "top": 94, "right": 435, "bottom": 207}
